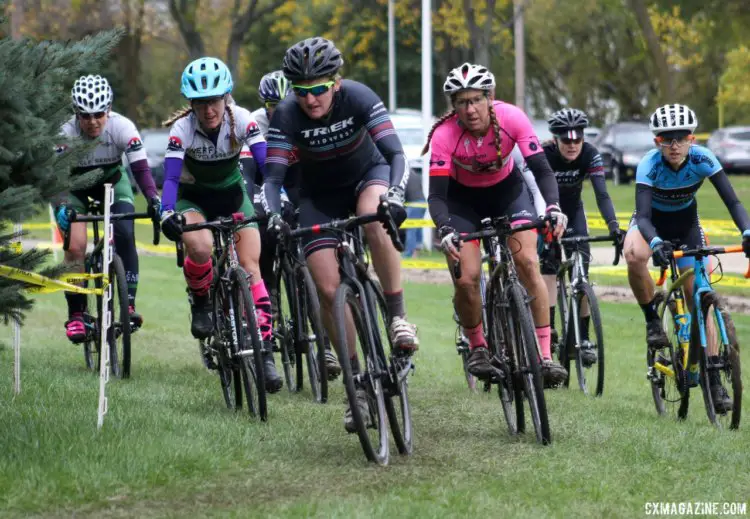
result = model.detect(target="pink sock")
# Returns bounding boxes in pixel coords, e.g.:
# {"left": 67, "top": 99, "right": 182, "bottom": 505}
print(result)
{"left": 536, "top": 325, "right": 551, "bottom": 360}
{"left": 251, "top": 280, "right": 272, "bottom": 341}
{"left": 466, "top": 323, "right": 486, "bottom": 349}
{"left": 183, "top": 257, "right": 213, "bottom": 296}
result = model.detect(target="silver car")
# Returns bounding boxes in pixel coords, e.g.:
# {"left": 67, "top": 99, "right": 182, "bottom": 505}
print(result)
{"left": 707, "top": 126, "right": 750, "bottom": 173}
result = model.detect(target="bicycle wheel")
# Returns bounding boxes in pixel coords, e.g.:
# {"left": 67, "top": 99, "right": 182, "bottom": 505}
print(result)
{"left": 649, "top": 291, "right": 687, "bottom": 419}
{"left": 82, "top": 256, "right": 102, "bottom": 371}
{"left": 555, "top": 268, "right": 571, "bottom": 388}
{"left": 299, "top": 265, "right": 328, "bottom": 403}
{"left": 231, "top": 267, "right": 268, "bottom": 421}
{"left": 487, "top": 278, "right": 521, "bottom": 436}
{"left": 333, "top": 281, "right": 389, "bottom": 464}
{"left": 507, "top": 283, "right": 551, "bottom": 445}
{"left": 369, "top": 280, "right": 413, "bottom": 456}
{"left": 457, "top": 334, "right": 477, "bottom": 392}
{"left": 693, "top": 292, "right": 742, "bottom": 430}
{"left": 572, "top": 283, "right": 605, "bottom": 396}
{"left": 213, "top": 280, "right": 242, "bottom": 410}
{"left": 275, "top": 263, "right": 297, "bottom": 393}
{"left": 106, "top": 254, "right": 131, "bottom": 379}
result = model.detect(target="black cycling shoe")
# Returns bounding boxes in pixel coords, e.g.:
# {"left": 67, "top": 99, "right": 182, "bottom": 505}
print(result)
{"left": 709, "top": 371, "right": 732, "bottom": 414}
{"left": 542, "top": 359, "right": 568, "bottom": 388}
{"left": 467, "top": 346, "right": 495, "bottom": 380}
{"left": 190, "top": 294, "right": 214, "bottom": 340}
{"left": 646, "top": 318, "right": 669, "bottom": 351}
{"left": 580, "top": 340, "right": 598, "bottom": 367}
{"left": 263, "top": 348, "right": 283, "bottom": 393}
{"left": 325, "top": 348, "right": 342, "bottom": 381}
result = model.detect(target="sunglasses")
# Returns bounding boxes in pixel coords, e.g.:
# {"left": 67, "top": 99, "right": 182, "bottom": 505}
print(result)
{"left": 265, "top": 101, "right": 279, "bottom": 110}
{"left": 291, "top": 81, "right": 335, "bottom": 97}
{"left": 655, "top": 135, "right": 693, "bottom": 148}
{"left": 78, "top": 111, "right": 107, "bottom": 121}
{"left": 191, "top": 96, "right": 224, "bottom": 108}
{"left": 454, "top": 94, "right": 488, "bottom": 110}
{"left": 560, "top": 137, "right": 583, "bottom": 145}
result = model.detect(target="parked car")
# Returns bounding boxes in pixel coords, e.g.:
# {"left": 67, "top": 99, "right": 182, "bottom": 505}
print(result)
{"left": 123, "top": 128, "right": 169, "bottom": 192}
{"left": 584, "top": 126, "right": 601, "bottom": 140}
{"left": 389, "top": 108, "right": 435, "bottom": 176}
{"left": 706, "top": 126, "right": 750, "bottom": 173}
{"left": 531, "top": 119, "right": 553, "bottom": 143}
{"left": 593, "top": 121, "right": 655, "bottom": 185}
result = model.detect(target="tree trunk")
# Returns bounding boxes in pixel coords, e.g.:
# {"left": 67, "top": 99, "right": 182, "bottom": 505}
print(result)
{"left": 628, "top": 0, "right": 674, "bottom": 99}
{"left": 462, "top": 0, "right": 495, "bottom": 66}
{"left": 169, "top": 0, "right": 206, "bottom": 59}
{"left": 120, "top": 0, "right": 146, "bottom": 123}
{"left": 225, "top": 0, "right": 285, "bottom": 75}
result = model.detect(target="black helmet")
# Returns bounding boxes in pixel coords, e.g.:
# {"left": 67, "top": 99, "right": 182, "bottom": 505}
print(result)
{"left": 282, "top": 37, "right": 344, "bottom": 82}
{"left": 548, "top": 108, "right": 589, "bottom": 138}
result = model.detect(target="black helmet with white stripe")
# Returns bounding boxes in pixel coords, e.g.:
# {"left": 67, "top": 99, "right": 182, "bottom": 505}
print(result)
{"left": 649, "top": 104, "right": 698, "bottom": 135}
{"left": 548, "top": 108, "right": 588, "bottom": 139}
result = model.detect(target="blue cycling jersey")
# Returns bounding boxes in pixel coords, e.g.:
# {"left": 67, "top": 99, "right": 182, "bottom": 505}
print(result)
{"left": 635, "top": 145, "right": 721, "bottom": 212}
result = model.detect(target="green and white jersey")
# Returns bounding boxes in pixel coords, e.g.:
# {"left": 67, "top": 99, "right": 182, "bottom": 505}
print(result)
{"left": 165, "top": 105, "right": 265, "bottom": 189}
{"left": 60, "top": 111, "right": 147, "bottom": 177}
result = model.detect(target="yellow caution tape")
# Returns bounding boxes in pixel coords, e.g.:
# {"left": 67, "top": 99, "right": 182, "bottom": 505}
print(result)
{"left": 0, "top": 265, "right": 107, "bottom": 295}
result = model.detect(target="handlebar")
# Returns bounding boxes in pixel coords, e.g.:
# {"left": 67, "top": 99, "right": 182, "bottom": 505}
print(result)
{"left": 64, "top": 211, "right": 160, "bottom": 251}
{"left": 560, "top": 233, "right": 624, "bottom": 266}
{"left": 656, "top": 243, "right": 750, "bottom": 286}
{"left": 287, "top": 196, "right": 404, "bottom": 253}
{"left": 451, "top": 217, "right": 550, "bottom": 280}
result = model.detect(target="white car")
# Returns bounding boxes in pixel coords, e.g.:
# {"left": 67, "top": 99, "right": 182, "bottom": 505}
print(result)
{"left": 389, "top": 109, "right": 435, "bottom": 174}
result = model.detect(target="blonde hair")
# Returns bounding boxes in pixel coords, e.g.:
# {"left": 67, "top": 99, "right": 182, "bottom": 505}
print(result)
{"left": 161, "top": 97, "right": 237, "bottom": 149}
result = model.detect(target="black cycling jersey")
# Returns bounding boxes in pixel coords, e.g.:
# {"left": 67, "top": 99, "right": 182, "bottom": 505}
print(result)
{"left": 543, "top": 141, "right": 617, "bottom": 225}
{"left": 261, "top": 79, "right": 407, "bottom": 214}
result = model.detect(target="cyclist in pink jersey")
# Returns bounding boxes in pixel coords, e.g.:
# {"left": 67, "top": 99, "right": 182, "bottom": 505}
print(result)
{"left": 424, "top": 63, "right": 569, "bottom": 386}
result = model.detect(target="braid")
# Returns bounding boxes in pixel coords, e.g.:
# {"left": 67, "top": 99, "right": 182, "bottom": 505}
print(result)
{"left": 421, "top": 109, "right": 457, "bottom": 155}
{"left": 226, "top": 104, "right": 238, "bottom": 150}
{"left": 162, "top": 106, "right": 192, "bottom": 127}
{"left": 488, "top": 100, "right": 503, "bottom": 167}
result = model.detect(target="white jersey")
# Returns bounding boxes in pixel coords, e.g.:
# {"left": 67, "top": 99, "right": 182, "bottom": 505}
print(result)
{"left": 165, "top": 105, "right": 265, "bottom": 187}
{"left": 60, "top": 111, "right": 147, "bottom": 172}
{"left": 512, "top": 145, "right": 546, "bottom": 217}
{"left": 251, "top": 107, "right": 270, "bottom": 136}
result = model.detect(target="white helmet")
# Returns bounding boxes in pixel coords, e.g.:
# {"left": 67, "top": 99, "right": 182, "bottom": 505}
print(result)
{"left": 649, "top": 104, "right": 698, "bottom": 134}
{"left": 71, "top": 75, "right": 113, "bottom": 113}
{"left": 443, "top": 63, "right": 496, "bottom": 95}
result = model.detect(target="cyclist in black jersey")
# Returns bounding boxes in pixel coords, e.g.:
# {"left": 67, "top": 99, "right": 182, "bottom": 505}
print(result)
{"left": 261, "top": 37, "right": 418, "bottom": 432}
{"left": 540, "top": 109, "right": 623, "bottom": 359}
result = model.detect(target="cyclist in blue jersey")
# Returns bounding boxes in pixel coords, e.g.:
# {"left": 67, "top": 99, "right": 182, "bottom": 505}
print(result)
{"left": 261, "top": 37, "right": 418, "bottom": 432}
{"left": 624, "top": 104, "right": 750, "bottom": 411}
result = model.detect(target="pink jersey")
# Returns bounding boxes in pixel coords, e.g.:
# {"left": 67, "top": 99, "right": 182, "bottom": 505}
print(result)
{"left": 429, "top": 101, "right": 542, "bottom": 188}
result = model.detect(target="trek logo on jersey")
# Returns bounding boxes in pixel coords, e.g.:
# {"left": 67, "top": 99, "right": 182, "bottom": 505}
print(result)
{"left": 167, "top": 136, "right": 183, "bottom": 152}
{"left": 245, "top": 122, "right": 261, "bottom": 139}
{"left": 300, "top": 117, "right": 355, "bottom": 138}
{"left": 126, "top": 137, "right": 143, "bottom": 153}
{"left": 554, "top": 169, "right": 583, "bottom": 184}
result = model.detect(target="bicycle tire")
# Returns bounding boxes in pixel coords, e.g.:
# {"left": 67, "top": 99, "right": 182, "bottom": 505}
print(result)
{"left": 214, "top": 280, "right": 242, "bottom": 411}
{"left": 369, "top": 280, "right": 413, "bottom": 456}
{"left": 275, "top": 263, "right": 298, "bottom": 393}
{"left": 299, "top": 265, "right": 328, "bottom": 403}
{"left": 508, "top": 283, "right": 551, "bottom": 445}
{"left": 82, "top": 257, "right": 101, "bottom": 372}
{"left": 333, "top": 280, "right": 389, "bottom": 465}
{"left": 486, "top": 277, "right": 521, "bottom": 436}
{"left": 556, "top": 267, "right": 571, "bottom": 388}
{"left": 649, "top": 291, "right": 687, "bottom": 419}
{"left": 107, "top": 254, "right": 131, "bottom": 379}
{"left": 573, "top": 283, "right": 604, "bottom": 396}
{"left": 232, "top": 267, "right": 268, "bottom": 421}
{"left": 693, "top": 292, "right": 742, "bottom": 430}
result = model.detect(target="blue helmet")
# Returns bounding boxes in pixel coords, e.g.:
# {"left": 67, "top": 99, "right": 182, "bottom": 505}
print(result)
{"left": 181, "top": 57, "right": 233, "bottom": 99}
{"left": 258, "top": 70, "right": 291, "bottom": 103}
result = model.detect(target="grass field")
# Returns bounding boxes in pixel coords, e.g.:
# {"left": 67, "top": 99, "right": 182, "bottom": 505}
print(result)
{"left": 1, "top": 256, "right": 749, "bottom": 518}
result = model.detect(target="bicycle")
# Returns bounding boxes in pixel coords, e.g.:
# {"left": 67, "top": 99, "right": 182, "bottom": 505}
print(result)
{"left": 176, "top": 212, "right": 268, "bottom": 421}
{"left": 288, "top": 196, "right": 413, "bottom": 465}
{"left": 647, "top": 243, "right": 747, "bottom": 430}
{"left": 63, "top": 200, "right": 160, "bottom": 379}
{"left": 552, "top": 233, "right": 622, "bottom": 396}
{"left": 453, "top": 216, "right": 552, "bottom": 445}
{"left": 271, "top": 207, "right": 329, "bottom": 403}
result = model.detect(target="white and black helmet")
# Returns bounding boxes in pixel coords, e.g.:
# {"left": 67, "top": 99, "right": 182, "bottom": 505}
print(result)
{"left": 443, "top": 63, "right": 496, "bottom": 95}
{"left": 71, "top": 75, "right": 113, "bottom": 113}
{"left": 548, "top": 108, "right": 589, "bottom": 139}
{"left": 649, "top": 104, "right": 698, "bottom": 135}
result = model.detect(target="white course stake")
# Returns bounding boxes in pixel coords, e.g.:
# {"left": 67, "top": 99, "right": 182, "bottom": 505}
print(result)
{"left": 13, "top": 221, "right": 22, "bottom": 394}
{"left": 97, "top": 183, "right": 114, "bottom": 429}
